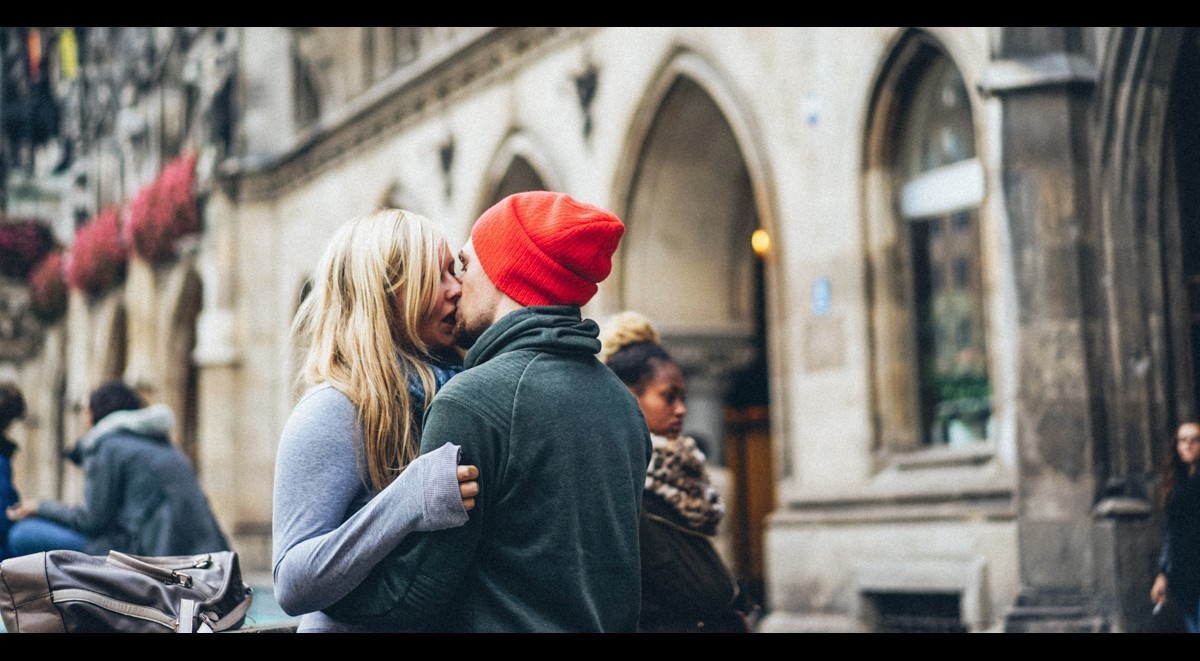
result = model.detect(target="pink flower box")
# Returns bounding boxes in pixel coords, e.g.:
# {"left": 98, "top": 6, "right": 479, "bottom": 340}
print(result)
{"left": 0, "top": 217, "right": 56, "bottom": 279}
{"left": 124, "top": 152, "right": 200, "bottom": 263}
{"left": 65, "top": 207, "right": 128, "bottom": 296}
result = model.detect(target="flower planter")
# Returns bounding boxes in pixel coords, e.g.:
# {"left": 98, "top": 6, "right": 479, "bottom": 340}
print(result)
{"left": 65, "top": 207, "right": 128, "bottom": 297}
{"left": 124, "top": 152, "right": 200, "bottom": 263}
{"left": 0, "top": 218, "right": 55, "bottom": 280}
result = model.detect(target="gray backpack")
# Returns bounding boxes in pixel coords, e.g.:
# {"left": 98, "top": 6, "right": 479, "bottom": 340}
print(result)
{"left": 0, "top": 549, "right": 252, "bottom": 633}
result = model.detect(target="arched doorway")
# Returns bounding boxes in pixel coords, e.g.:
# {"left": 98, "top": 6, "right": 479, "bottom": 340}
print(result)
{"left": 1087, "top": 26, "right": 1200, "bottom": 631}
{"left": 621, "top": 73, "right": 773, "bottom": 604}
{"left": 1092, "top": 27, "right": 1199, "bottom": 501}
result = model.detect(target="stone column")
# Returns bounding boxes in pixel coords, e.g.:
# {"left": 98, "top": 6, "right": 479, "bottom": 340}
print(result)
{"left": 982, "top": 27, "right": 1108, "bottom": 632}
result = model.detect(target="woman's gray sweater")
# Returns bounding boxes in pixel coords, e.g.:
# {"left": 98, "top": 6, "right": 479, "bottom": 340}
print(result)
{"left": 271, "top": 383, "right": 468, "bottom": 632}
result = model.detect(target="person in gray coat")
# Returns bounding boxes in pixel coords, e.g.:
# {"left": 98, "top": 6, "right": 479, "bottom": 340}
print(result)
{"left": 5, "top": 380, "right": 230, "bottom": 557}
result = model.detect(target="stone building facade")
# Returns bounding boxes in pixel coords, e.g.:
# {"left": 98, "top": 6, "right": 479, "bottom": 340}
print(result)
{"left": 0, "top": 26, "right": 1195, "bottom": 633}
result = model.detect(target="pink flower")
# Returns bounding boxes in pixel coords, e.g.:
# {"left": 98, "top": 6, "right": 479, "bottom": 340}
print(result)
{"left": 125, "top": 151, "right": 200, "bottom": 263}
{"left": 65, "top": 207, "right": 128, "bottom": 295}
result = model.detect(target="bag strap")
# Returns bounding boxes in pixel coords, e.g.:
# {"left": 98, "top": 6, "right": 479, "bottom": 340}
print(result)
{"left": 53, "top": 588, "right": 178, "bottom": 630}
{"left": 643, "top": 511, "right": 715, "bottom": 540}
{"left": 197, "top": 586, "right": 254, "bottom": 632}
{"left": 54, "top": 588, "right": 252, "bottom": 633}
{"left": 177, "top": 599, "right": 197, "bottom": 633}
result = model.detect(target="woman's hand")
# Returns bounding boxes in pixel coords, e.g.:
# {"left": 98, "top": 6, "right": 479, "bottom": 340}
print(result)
{"left": 5, "top": 499, "right": 39, "bottom": 521}
{"left": 458, "top": 465, "right": 479, "bottom": 511}
{"left": 1151, "top": 572, "right": 1168, "bottom": 605}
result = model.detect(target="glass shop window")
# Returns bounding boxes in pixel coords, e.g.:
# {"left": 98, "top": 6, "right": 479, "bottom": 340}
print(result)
{"left": 896, "top": 52, "right": 991, "bottom": 447}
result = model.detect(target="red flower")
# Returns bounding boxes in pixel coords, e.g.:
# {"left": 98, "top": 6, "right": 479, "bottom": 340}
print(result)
{"left": 65, "top": 207, "right": 128, "bottom": 295}
{"left": 28, "top": 250, "right": 67, "bottom": 322}
{"left": 160, "top": 151, "right": 200, "bottom": 237}
{"left": 124, "top": 180, "right": 173, "bottom": 262}
{"left": 125, "top": 151, "right": 200, "bottom": 263}
{"left": 0, "top": 217, "right": 56, "bottom": 279}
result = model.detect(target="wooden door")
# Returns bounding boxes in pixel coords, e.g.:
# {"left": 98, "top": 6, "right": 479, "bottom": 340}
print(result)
{"left": 724, "top": 405, "right": 774, "bottom": 606}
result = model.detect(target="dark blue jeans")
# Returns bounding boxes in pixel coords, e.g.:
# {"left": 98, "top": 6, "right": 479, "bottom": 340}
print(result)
{"left": 6, "top": 517, "right": 88, "bottom": 557}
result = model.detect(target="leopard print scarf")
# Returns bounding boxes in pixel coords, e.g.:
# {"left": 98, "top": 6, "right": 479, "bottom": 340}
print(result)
{"left": 644, "top": 433, "right": 725, "bottom": 536}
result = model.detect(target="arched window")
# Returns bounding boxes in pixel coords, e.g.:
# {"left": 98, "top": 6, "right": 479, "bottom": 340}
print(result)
{"left": 866, "top": 35, "right": 991, "bottom": 451}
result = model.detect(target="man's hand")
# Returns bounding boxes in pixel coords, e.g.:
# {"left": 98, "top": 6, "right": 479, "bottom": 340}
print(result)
{"left": 458, "top": 465, "right": 479, "bottom": 511}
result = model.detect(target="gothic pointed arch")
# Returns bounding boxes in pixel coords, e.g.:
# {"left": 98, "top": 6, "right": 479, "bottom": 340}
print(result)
{"left": 612, "top": 46, "right": 780, "bottom": 603}
{"left": 164, "top": 265, "right": 203, "bottom": 467}
{"left": 1091, "top": 27, "right": 1197, "bottom": 499}
{"left": 610, "top": 47, "right": 780, "bottom": 320}
{"left": 475, "top": 130, "right": 559, "bottom": 213}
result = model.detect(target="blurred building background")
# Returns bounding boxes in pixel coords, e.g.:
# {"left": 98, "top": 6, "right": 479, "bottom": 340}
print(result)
{"left": 0, "top": 26, "right": 1196, "bottom": 633}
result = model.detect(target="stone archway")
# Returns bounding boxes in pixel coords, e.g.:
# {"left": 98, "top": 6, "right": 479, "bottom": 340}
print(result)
{"left": 620, "top": 70, "right": 773, "bottom": 603}
{"left": 477, "top": 131, "right": 558, "bottom": 213}
{"left": 1060, "top": 25, "right": 1199, "bottom": 633}
{"left": 60, "top": 295, "right": 127, "bottom": 501}
{"left": 622, "top": 75, "right": 762, "bottom": 455}
{"left": 1092, "top": 27, "right": 1194, "bottom": 500}
{"left": 164, "top": 267, "right": 203, "bottom": 468}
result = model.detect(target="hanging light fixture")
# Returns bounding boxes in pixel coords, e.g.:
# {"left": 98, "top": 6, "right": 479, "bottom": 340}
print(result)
{"left": 751, "top": 228, "right": 771, "bottom": 257}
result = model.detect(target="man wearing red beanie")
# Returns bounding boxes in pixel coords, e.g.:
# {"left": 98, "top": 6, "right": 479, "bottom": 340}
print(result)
{"left": 327, "top": 191, "right": 653, "bottom": 632}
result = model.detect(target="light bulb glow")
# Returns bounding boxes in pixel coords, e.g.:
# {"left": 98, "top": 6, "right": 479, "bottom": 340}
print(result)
{"left": 751, "top": 228, "right": 771, "bottom": 256}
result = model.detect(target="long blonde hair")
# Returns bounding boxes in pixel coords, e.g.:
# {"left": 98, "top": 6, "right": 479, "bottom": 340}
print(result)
{"left": 291, "top": 208, "right": 449, "bottom": 491}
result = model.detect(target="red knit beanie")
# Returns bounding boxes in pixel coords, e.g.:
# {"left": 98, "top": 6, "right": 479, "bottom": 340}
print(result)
{"left": 471, "top": 191, "right": 625, "bottom": 306}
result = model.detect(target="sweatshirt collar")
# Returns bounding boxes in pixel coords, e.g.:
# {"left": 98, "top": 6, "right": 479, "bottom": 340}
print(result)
{"left": 464, "top": 305, "right": 602, "bottom": 369}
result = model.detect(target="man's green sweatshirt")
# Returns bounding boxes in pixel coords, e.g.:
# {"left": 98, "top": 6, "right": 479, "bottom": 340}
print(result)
{"left": 326, "top": 305, "right": 653, "bottom": 632}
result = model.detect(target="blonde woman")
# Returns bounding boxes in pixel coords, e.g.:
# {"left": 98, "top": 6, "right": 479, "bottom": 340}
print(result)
{"left": 272, "top": 209, "right": 479, "bottom": 633}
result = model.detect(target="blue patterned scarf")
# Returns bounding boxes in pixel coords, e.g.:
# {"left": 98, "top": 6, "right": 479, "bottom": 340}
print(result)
{"left": 406, "top": 349, "right": 464, "bottom": 424}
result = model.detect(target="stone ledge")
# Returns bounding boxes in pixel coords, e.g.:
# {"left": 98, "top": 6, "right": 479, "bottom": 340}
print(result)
{"left": 755, "top": 611, "right": 868, "bottom": 633}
